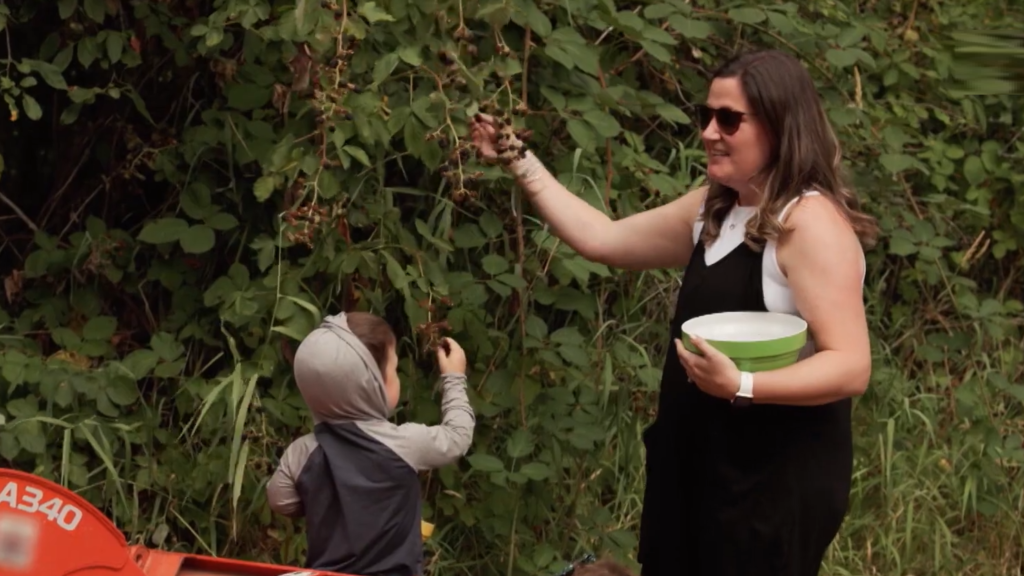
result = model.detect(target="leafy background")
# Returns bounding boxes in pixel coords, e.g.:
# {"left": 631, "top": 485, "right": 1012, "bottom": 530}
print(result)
{"left": 0, "top": 0, "right": 1022, "bottom": 575}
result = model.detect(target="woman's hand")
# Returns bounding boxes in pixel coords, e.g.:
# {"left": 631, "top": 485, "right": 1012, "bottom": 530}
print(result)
{"left": 675, "top": 336, "right": 742, "bottom": 400}
{"left": 468, "top": 113, "right": 500, "bottom": 161}
{"left": 436, "top": 337, "right": 467, "bottom": 375}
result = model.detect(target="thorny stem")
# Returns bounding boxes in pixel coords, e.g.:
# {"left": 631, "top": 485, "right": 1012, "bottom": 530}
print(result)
{"left": 335, "top": 0, "right": 348, "bottom": 58}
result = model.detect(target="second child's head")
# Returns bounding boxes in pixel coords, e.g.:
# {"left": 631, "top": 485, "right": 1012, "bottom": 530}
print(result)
{"left": 292, "top": 310, "right": 402, "bottom": 423}
{"left": 346, "top": 312, "right": 401, "bottom": 410}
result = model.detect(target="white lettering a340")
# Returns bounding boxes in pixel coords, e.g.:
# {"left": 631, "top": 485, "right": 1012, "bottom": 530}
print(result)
{"left": 0, "top": 482, "right": 82, "bottom": 531}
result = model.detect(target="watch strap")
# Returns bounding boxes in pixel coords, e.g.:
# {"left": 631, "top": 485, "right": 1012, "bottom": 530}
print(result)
{"left": 732, "top": 371, "right": 754, "bottom": 406}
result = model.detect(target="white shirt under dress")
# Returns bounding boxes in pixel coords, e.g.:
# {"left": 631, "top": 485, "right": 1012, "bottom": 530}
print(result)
{"left": 691, "top": 190, "right": 866, "bottom": 359}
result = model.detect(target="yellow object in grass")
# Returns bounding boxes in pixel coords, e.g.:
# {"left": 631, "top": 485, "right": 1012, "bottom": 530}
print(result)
{"left": 421, "top": 520, "right": 434, "bottom": 540}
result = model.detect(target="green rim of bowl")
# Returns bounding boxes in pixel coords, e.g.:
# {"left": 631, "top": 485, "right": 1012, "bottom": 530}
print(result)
{"left": 731, "top": 351, "right": 802, "bottom": 372}
{"left": 681, "top": 312, "right": 807, "bottom": 359}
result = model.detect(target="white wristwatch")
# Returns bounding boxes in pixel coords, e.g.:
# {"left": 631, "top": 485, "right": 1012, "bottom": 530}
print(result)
{"left": 732, "top": 371, "right": 754, "bottom": 407}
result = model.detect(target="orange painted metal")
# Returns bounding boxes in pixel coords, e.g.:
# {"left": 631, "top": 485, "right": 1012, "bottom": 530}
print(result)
{"left": 127, "top": 545, "right": 348, "bottom": 576}
{"left": 0, "top": 468, "right": 346, "bottom": 576}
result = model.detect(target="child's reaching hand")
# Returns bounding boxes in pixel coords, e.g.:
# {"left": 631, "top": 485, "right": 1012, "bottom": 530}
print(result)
{"left": 436, "top": 337, "right": 467, "bottom": 375}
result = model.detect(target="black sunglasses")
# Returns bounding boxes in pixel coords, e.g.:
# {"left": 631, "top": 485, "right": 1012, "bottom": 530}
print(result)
{"left": 555, "top": 553, "right": 597, "bottom": 576}
{"left": 697, "top": 104, "right": 750, "bottom": 136}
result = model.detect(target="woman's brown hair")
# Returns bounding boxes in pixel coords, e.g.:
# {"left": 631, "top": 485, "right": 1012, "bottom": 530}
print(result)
{"left": 699, "top": 49, "right": 879, "bottom": 250}
{"left": 346, "top": 312, "right": 396, "bottom": 373}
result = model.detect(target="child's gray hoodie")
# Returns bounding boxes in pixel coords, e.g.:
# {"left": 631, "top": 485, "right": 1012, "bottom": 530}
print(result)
{"left": 266, "top": 312, "right": 475, "bottom": 576}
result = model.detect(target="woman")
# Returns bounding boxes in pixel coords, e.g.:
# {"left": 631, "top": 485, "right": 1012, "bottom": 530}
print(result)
{"left": 470, "top": 49, "right": 877, "bottom": 576}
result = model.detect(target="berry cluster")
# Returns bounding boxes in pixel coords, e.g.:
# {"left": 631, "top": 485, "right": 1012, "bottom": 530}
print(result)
{"left": 429, "top": 130, "right": 483, "bottom": 203}
{"left": 311, "top": 40, "right": 361, "bottom": 127}
{"left": 283, "top": 202, "right": 328, "bottom": 248}
{"left": 477, "top": 103, "right": 533, "bottom": 168}
{"left": 414, "top": 296, "right": 453, "bottom": 353}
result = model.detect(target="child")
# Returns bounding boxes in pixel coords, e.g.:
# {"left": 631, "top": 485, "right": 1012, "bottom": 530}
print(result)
{"left": 266, "top": 311, "right": 475, "bottom": 576}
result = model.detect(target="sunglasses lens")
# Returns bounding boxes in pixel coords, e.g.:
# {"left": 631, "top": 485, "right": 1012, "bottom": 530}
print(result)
{"left": 698, "top": 105, "right": 743, "bottom": 135}
{"left": 718, "top": 109, "right": 742, "bottom": 134}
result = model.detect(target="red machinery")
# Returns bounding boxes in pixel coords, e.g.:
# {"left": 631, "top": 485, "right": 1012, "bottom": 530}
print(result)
{"left": 0, "top": 468, "right": 346, "bottom": 576}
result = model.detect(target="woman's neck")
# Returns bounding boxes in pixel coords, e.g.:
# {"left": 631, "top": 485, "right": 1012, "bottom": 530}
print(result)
{"left": 735, "top": 186, "right": 762, "bottom": 207}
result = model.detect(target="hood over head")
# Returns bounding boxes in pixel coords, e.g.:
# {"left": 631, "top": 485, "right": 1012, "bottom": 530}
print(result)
{"left": 292, "top": 312, "right": 391, "bottom": 423}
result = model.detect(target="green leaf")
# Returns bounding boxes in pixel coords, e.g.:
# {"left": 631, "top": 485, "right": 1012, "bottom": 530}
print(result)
{"left": 373, "top": 52, "right": 400, "bottom": 85}
{"left": 479, "top": 211, "right": 504, "bottom": 238}
{"left": 253, "top": 176, "right": 276, "bottom": 201}
{"left": 655, "top": 103, "right": 690, "bottom": 125}
{"left": 205, "top": 28, "right": 225, "bottom": 47}
{"left": 766, "top": 11, "right": 795, "bottom": 33}
{"left": 963, "top": 155, "right": 986, "bottom": 186}
{"left": 343, "top": 145, "right": 371, "bottom": 166}
{"left": 58, "top": 0, "right": 79, "bottom": 19}
{"left": 583, "top": 110, "right": 621, "bottom": 138}
{"left": 825, "top": 49, "right": 859, "bottom": 68}
{"left": 481, "top": 254, "right": 509, "bottom": 275}
{"left": 497, "top": 273, "right": 528, "bottom": 289}
{"left": 83, "top": 316, "right": 117, "bottom": 341}
{"left": 667, "top": 15, "right": 712, "bottom": 39}
{"left": 7, "top": 397, "right": 38, "bottom": 419}
{"left": 506, "top": 429, "right": 534, "bottom": 458}
{"left": 106, "top": 375, "right": 140, "bottom": 405}
{"left": 880, "top": 153, "right": 916, "bottom": 174}
{"left": 16, "top": 421, "right": 45, "bottom": 455}
{"left": 452, "top": 224, "right": 487, "bottom": 248}
{"left": 180, "top": 225, "right": 216, "bottom": 254}
{"left": 836, "top": 27, "right": 865, "bottom": 48}
{"left": 643, "top": 4, "right": 677, "bottom": 19}
{"left": 206, "top": 212, "right": 240, "bottom": 231}
{"left": 83, "top": 0, "right": 106, "bottom": 23}
{"left": 138, "top": 218, "right": 189, "bottom": 243}
{"left": 121, "top": 350, "right": 160, "bottom": 380}
{"left": 150, "top": 332, "right": 185, "bottom": 362}
{"left": 357, "top": 1, "right": 395, "bottom": 23}
{"left": 20, "top": 94, "right": 42, "bottom": 120}
{"left": 383, "top": 253, "right": 409, "bottom": 289}
{"left": 397, "top": 45, "right": 422, "bottom": 66}
{"left": 525, "top": 3, "right": 552, "bottom": 37}
{"left": 467, "top": 453, "right": 505, "bottom": 473}
{"left": 641, "top": 26, "right": 676, "bottom": 46}
{"left": 728, "top": 7, "right": 765, "bottom": 24}
{"left": 519, "top": 462, "right": 552, "bottom": 481}
{"left": 566, "top": 119, "right": 597, "bottom": 151}
{"left": 24, "top": 59, "right": 68, "bottom": 90}
{"left": 226, "top": 83, "right": 270, "bottom": 111}
{"left": 544, "top": 45, "right": 576, "bottom": 71}
{"left": 889, "top": 235, "right": 918, "bottom": 256}
{"left": 78, "top": 37, "right": 99, "bottom": 67}
{"left": 0, "top": 433, "right": 20, "bottom": 461}
{"left": 106, "top": 31, "right": 124, "bottom": 62}
{"left": 316, "top": 169, "right": 341, "bottom": 199}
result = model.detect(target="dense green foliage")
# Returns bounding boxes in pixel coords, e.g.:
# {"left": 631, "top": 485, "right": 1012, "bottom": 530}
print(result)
{"left": 0, "top": 0, "right": 1022, "bottom": 574}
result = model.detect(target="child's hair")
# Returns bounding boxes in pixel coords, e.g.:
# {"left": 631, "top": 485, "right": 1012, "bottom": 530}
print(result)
{"left": 573, "top": 560, "right": 635, "bottom": 576}
{"left": 346, "top": 312, "right": 396, "bottom": 373}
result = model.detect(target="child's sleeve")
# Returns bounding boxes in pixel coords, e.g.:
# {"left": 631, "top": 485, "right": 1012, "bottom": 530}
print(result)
{"left": 398, "top": 372, "right": 476, "bottom": 471}
{"left": 266, "top": 433, "right": 317, "bottom": 518}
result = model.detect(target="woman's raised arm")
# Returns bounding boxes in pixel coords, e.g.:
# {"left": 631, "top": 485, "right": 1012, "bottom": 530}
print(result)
{"left": 470, "top": 115, "right": 704, "bottom": 271}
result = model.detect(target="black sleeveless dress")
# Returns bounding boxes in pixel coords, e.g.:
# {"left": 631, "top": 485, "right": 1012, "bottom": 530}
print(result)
{"left": 636, "top": 233, "right": 854, "bottom": 576}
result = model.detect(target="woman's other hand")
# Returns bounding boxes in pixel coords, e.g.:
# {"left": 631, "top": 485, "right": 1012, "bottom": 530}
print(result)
{"left": 468, "top": 113, "right": 499, "bottom": 161}
{"left": 675, "top": 336, "right": 742, "bottom": 400}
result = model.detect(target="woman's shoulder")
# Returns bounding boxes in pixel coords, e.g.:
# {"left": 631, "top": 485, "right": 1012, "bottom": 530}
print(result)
{"left": 782, "top": 191, "right": 857, "bottom": 235}
{"left": 777, "top": 191, "right": 865, "bottom": 269}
